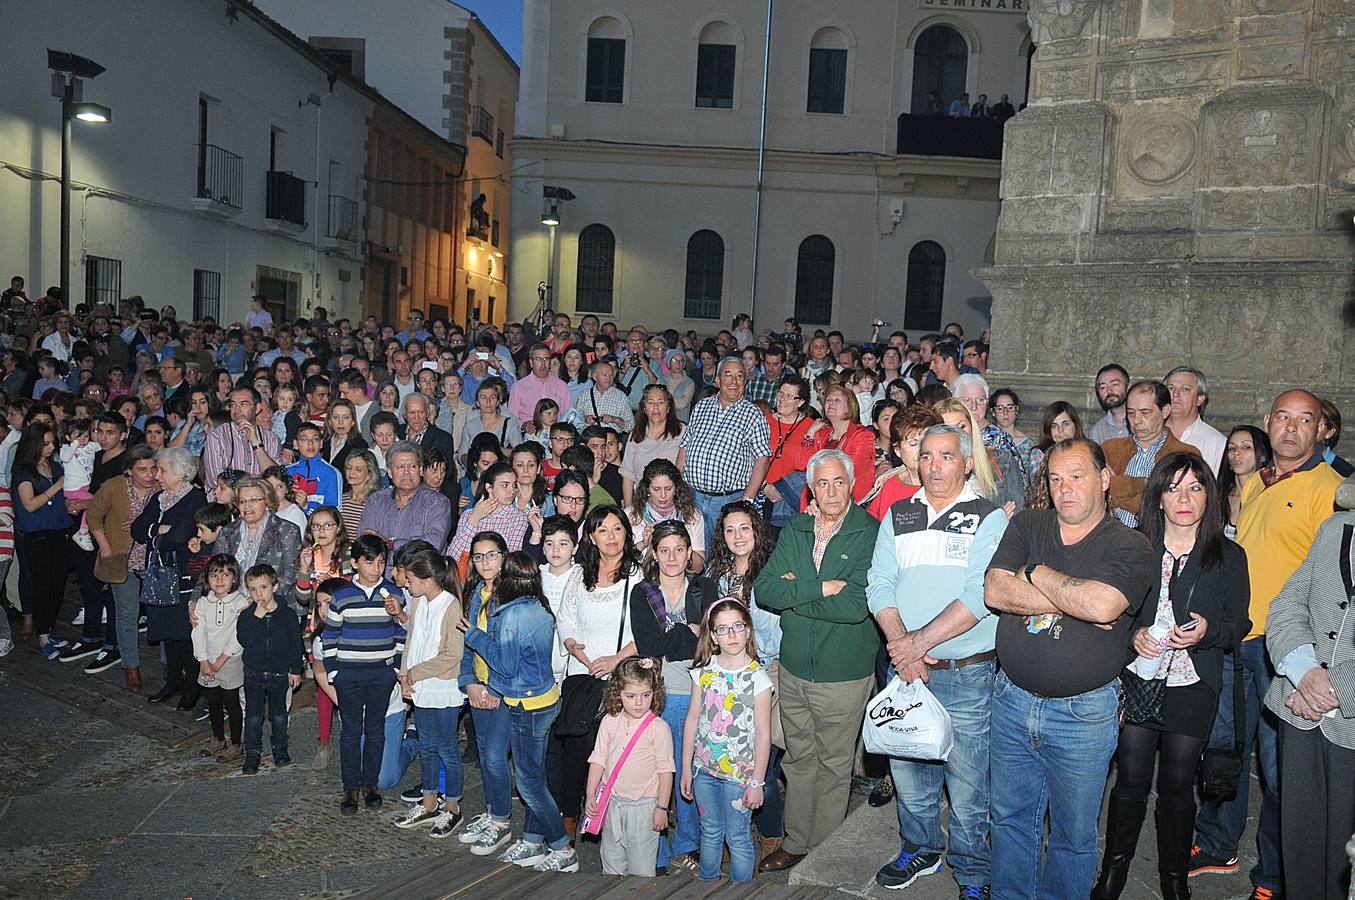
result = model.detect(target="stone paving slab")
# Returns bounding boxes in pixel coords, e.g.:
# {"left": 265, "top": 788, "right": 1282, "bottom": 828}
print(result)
{"left": 0, "top": 786, "right": 174, "bottom": 847}
{"left": 68, "top": 834, "right": 257, "bottom": 900}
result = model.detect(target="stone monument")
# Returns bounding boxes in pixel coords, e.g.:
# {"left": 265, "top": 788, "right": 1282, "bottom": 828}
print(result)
{"left": 981, "top": 0, "right": 1355, "bottom": 444}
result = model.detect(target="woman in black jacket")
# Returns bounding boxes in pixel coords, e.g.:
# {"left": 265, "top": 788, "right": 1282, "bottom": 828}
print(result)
{"left": 628, "top": 519, "right": 716, "bottom": 874}
{"left": 131, "top": 447, "right": 208, "bottom": 708}
{"left": 1092, "top": 452, "right": 1251, "bottom": 900}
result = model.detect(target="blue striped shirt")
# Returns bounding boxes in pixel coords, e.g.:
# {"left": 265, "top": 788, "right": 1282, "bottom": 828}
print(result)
{"left": 321, "top": 577, "right": 406, "bottom": 679}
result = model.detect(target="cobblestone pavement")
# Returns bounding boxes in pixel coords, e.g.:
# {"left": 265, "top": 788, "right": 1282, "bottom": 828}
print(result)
{"left": 0, "top": 600, "right": 1266, "bottom": 899}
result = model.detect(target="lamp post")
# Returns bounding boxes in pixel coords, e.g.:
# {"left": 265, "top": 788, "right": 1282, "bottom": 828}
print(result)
{"left": 48, "top": 50, "right": 111, "bottom": 307}
{"left": 541, "top": 185, "right": 574, "bottom": 317}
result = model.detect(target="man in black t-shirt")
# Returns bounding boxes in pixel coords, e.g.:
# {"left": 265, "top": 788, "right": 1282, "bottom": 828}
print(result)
{"left": 983, "top": 437, "right": 1154, "bottom": 899}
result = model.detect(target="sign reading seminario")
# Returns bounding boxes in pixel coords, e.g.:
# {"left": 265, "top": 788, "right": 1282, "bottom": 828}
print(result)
{"left": 919, "top": 0, "right": 1026, "bottom": 10}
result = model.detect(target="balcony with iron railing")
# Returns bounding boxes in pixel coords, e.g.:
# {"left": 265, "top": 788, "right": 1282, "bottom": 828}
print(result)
{"left": 265, "top": 170, "right": 307, "bottom": 232}
{"left": 326, "top": 194, "right": 358, "bottom": 246}
{"left": 192, "top": 144, "right": 243, "bottom": 218}
{"left": 472, "top": 105, "right": 495, "bottom": 145}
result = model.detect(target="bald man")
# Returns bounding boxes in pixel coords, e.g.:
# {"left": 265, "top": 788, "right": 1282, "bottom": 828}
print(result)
{"left": 1190, "top": 389, "right": 1341, "bottom": 896}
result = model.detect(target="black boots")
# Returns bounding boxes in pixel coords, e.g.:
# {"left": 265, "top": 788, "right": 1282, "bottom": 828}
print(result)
{"left": 1091, "top": 795, "right": 1148, "bottom": 899}
{"left": 1155, "top": 801, "right": 1194, "bottom": 900}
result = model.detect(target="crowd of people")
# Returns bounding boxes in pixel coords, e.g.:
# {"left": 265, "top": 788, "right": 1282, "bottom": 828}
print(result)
{"left": 1, "top": 275, "right": 1352, "bottom": 899}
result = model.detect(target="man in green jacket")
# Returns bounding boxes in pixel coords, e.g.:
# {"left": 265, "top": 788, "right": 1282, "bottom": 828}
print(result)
{"left": 755, "top": 448, "right": 881, "bottom": 871}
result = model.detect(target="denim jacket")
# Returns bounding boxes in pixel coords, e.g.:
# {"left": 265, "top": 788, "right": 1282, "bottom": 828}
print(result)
{"left": 459, "top": 593, "right": 558, "bottom": 701}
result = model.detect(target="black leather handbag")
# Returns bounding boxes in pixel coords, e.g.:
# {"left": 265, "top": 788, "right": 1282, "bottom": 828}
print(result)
{"left": 1198, "top": 647, "right": 1245, "bottom": 801}
{"left": 554, "top": 576, "right": 630, "bottom": 738}
{"left": 1120, "top": 665, "right": 1171, "bottom": 726}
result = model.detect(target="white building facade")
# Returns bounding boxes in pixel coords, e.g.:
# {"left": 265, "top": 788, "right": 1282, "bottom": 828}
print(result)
{"left": 0, "top": 0, "right": 449, "bottom": 326}
{"left": 510, "top": 0, "right": 1033, "bottom": 339}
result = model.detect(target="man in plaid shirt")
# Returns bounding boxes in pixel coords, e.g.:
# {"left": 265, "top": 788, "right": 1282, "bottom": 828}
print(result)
{"left": 746, "top": 343, "right": 790, "bottom": 406}
{"left": 678, "top": 356, "right": 773, "bottom": 538}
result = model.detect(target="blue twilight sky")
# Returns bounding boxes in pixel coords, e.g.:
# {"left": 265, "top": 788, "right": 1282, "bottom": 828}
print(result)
{"left": 458, "top": 1, "right": 523, "bottom": 64}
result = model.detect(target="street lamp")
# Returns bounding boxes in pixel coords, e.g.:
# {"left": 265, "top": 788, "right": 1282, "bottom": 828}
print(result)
{"left": 540, "top": 185, "right": 574, "bottom": 313}
{"left": 48, "top": 49, "right": 112, "bottom": 306}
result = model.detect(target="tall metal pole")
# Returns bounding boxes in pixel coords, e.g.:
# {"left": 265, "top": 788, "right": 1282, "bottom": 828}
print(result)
{"left": 59, "top": 80, "right": 72, "bottom": 305}
{"left": 546, "top": 221, "right": 558, "bottom": 311}
{"left": 749, "top": 0, "right": 773, "bottom": 325}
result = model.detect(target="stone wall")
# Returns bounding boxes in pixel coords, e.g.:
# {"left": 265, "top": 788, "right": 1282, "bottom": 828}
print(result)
{"left": 980, "top": 0, "right": 1355, "bottom": 446}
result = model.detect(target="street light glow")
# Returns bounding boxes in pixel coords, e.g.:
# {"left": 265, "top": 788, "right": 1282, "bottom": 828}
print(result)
{"left": 72, "top": 102, "right": 112, "bottom": 123}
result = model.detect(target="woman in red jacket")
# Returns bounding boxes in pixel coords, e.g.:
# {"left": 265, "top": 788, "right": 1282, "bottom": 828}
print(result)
{"left": 801, "top": 384, "right": 876, "bottom": 504}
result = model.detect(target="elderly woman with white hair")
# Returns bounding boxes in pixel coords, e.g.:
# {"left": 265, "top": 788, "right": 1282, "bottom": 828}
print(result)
{"left": 216, "top": 476, "right": 303, "bottom": 613}
{"left": 131, "top": 447, "right": 208, "bottom": 707}
{"left": 754, "top": 448, "right": 882, "bottom": 872}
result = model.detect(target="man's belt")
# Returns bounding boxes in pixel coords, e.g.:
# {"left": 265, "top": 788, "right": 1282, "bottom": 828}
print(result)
{"left": 925, "top": 650, "right": 997, "bottom": 671}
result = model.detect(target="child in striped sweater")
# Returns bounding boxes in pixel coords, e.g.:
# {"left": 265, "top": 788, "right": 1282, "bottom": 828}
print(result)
{"left": 321, "top": 533, "right": 407, "bottom": 815}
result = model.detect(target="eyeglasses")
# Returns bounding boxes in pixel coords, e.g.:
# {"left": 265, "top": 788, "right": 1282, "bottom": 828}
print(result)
{"left": 471, "top": 550, "right": 503, "bottom": 562}
{"left": 556, "top": 494, "right": 586, "bottom": 506}
{"left": 992, "top": 404, "right": 1017, "bottom": 413}
{"left": 712, "top": 622, "right": 749, "bottom": 636}
{"left": 311, "top": 522, "right": 336, "bottom": 531}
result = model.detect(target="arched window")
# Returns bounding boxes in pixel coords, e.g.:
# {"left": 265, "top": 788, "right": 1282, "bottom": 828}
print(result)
{"left": 807, "top": 28, "right": 849, "bottom": 114}
{"left": 904, "top": 241, "right": 946, "bottom": 332}
{"left": 794, "top": 235, "right": 835, "bottom": 325}
{"left": 696, "top": 22, "right": 737, "bottom": 108}
{"left": 576, "top": 224, "right": 616, "bottom": 313}
{"left": 683, "top": 230, "right": 724, "bottom": 319}
{"left": 586, "top": 17, "right": 627, "bottom": 103}
{"left": 911, "top": 25, "right": 968, "bottom": 114}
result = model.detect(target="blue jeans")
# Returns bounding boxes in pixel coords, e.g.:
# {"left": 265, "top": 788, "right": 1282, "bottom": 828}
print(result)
{"left": 337, "top": 669, "right": 396, "bottom": 791}
{"left": 375, "top": 707, "right": 416, "bottom": 790}
{"left": 771, "top": 472, "right": 806, "bottom": 528}
{"left": 472, "top": 702, "right": 512, "bottom": 819}
{"left": 413, "top": 705, "right": 465, "bottom": 803}
{"left": 1195, "top": 636, "right": 1281, "bottom": 891}
{"left": 753, "top": 745, "right": 785, "bottom": 839}
{"left": 657, "top": 691, "right": 700, "bottom": 866}
{"left": 694, "top": 490, "right": 741, "bottom": 546}
{"left": 243, "top": 669, "right": 291, "bottom": 760}
{"left": 508, "top": 700, "right": 570, "bottom": 850}
{"left": 692, "top": 770, "right": 756, "bottom": 882}
{"left": 890, "top": 659, "right": 994, "bottom": 888}
{"left": 110, "top": 575, "right": 141, "bottom": 668}
{"left": 990, "top": 671, "right": 1118, "bottom": 900}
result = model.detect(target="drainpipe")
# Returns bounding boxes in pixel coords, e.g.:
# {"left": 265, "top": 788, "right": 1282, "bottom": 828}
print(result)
{"left": 749, "top": 0, "right": 773, "bottom": 325}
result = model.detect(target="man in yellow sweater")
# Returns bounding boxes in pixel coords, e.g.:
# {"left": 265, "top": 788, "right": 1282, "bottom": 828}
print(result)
{"left": 1190, "top": 390, "right": 1341, "bottom": 900}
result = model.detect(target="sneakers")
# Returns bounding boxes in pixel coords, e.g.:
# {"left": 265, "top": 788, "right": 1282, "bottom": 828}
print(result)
{"left": 72, "top": 531, "right": 95, "bottom": 551}
{"left": 532, "top": 847, "right": 579, "bottom": 873}
{"left": 58, "top": 640, "right": 101, "bottom": 663}
{"left": 468, "top": 818, "right": 512, "bottom": 856}
{"left": 868, "top": 775, "right": 896, "bottom": 808}
{"left": 876, "top": 848, "right": 943, "bottom": 891}
{"left": 428, "top": 808, "right": 464, "bottom": 839}
{"left": 498, "top": 839, "right": 548, "bottom": 867}
{"left": 311, "top": 742, "right": 332, "bottom": 771}
{"left": 195, "top": 706, "right": 211, "bottom": 722}
{"left": 458, "top": 813, "right": 496, "bottom": 845}
{"left": 0, "top": 639, "right": 12, "bottom": 658}
{"left": 393, "top": 804, "right": 443, "bottom": 829}
{"left": 216, "top": 744, "right": 244, "bottom": 763}
{"left": 340, "top": 790, "right": 360, "bottom": 816}
{"left": 1247, "top": 889, "right": 1277, "bottom": 900}
{"left": 242, "top": 754, "right": 261, "bottom": 775}
{"left": 72, "top": 608, "right": 86, "bottom": 626}
{"left": 1188, "top": 845, "right": 1239, "bottom": 877}
{"left": 400, "top": 786, "right": 425, "bottom": 804}
{"left": 40, "top": 642, "right": 63, "bottom": 661}
{"left": 273, "top": 754, "right": 292, "bottom": 768}
{"left": 83, "top": 648, "right": 120, "bottom": 674}
{"left": 959, "top": 888, "right": 991, "bottom": 899}
{"left": 137, "top": 615, "right": 148, "bottom": 633}
{"left": 363, "top": 787, "right": 382, "bottom": 809}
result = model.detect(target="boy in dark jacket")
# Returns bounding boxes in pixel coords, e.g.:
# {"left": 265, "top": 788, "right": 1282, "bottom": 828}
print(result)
{"left": 236, "top": 562, "right": 305, "bottom": 775}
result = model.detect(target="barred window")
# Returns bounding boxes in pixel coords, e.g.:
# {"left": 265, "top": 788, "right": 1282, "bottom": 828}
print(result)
{"left": 576, "top": 224, "right": 616, "bottom": 313}
{"left": 683, "top": 230, "right": 724, "bottom": 319}
{"left": 793, "top": 235, "right": 835, "bottom": 325}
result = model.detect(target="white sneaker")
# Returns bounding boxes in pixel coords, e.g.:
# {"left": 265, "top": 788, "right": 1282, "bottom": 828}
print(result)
{"left": 428, "top": 808, "right": 463, "bottom": 839}
{"left": 498, "top": 839, "right": 547, "bottom": 867}
{"left": 72, "top": 531, "right": 95, "bottom": 552}
{"left": 532, "top": 847, "right": 579, "bottom": 873}
{"left": 72, "top": 608, "right": 85, "bottom": 626}
{"left": 393, "top": 804, "right": 442, "bottom": 829}
{"left": 468, "top": 819, "right": 512, "bottom": 856}
{"left": 457, "top": 813, "right": 495, "bottom": 845}
{"left": 0, "top": 638, "right": 13, "bottom": 658}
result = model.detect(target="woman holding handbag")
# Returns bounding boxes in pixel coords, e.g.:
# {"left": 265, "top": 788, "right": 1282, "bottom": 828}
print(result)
{"left": 130, "top": 448, "right": 207, "bottom": 707}
{"left": 1092, "top": 452, "right": 1251, "bottom": 900}
{"left": 552, "top": 505, "right": 641, "bottom": 840}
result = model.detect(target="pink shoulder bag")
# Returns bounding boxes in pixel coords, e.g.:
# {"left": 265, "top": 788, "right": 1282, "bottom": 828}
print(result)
{"left": 580, "top": 712, "right": 657, "bottom": 836}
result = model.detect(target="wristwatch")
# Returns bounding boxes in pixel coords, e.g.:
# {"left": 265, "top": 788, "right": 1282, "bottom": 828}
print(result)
{"left": 1023, "top": 563, "right": 1038, "bottom": 584}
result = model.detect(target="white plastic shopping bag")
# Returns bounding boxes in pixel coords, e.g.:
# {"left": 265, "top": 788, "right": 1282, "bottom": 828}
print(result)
{"left": 862, "top": 676, "right": 954, "bottom": 761}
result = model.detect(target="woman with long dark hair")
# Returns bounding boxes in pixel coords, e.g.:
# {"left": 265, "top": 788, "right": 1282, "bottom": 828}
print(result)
{"left": 552, "top": 505, "right": 641, "bottom": 837}
{"left": 1091, "top": 452, "right": 1251, "bottom": 900}
{"left": 1217, "top": 425, "right": 1271, "bottom": 537}
{"left": 619, "top": 384, "right": 684, "bottom": 508}
{"left": 627, "top": 458, "right": 706, "bottom": 572}
{"left": 449, "top": 461, "right": 530, "bottom": 561}
{"left": 13, "top": 422, "right": 73, "bottom": 658}
{"left": 629, "top": 520, "right": 717, "bottom": 872}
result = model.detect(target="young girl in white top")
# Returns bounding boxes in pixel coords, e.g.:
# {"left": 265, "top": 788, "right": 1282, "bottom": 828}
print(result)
{"left": 394, "top": 550, "right": 466, "bottom": 839}
{"left": 680, "top": 598, "right": 772, "bottom": 883}
{"left": 191, "top": 555, "right": 250, "bottom": 760}
{"left": 59, "top": 418, "right": 98, "bottom": 550}
{"left": 586, "top": 657, "right": 674, "bottom": 877}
